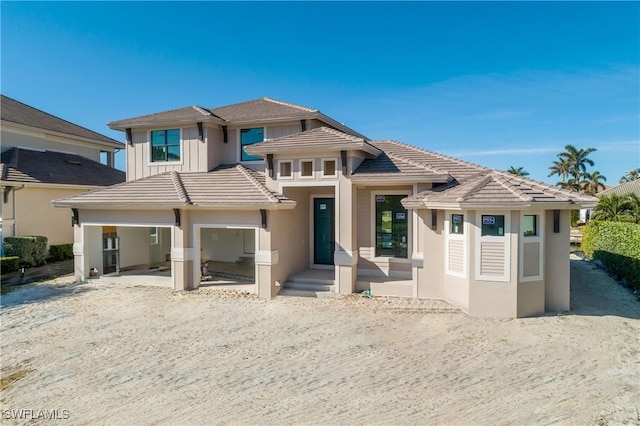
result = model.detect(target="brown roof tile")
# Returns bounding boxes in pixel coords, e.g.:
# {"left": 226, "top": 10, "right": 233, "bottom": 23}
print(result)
{"left": 53, "top": 164, "right": 295, "bottom": 210}
{"left": 108, "top": 105, "right": 222, "bottom": 129}
{"left": 600, "top": 180, "right": 640, "bottom": 197}
{"left": 1, "top": 95, "right": 122, "bottom": 147}
{"left": 1, "top": 148, "right": 125, "bottom": 187}
{"left": 244, "top": 127, "right": 380, "bottom": 156}
{"left": 211, "top": 97, "right": 316, "bottom": 122}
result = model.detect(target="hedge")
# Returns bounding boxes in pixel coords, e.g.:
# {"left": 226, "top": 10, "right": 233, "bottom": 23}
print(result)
{"left": 582, "top": 221, "right": 640, "bottom": 289}
{"left": 1, "top": 256, "right": 20, "bottom": 274}
{"left": 49, "top": 243, "right": 74, "bottom": 262}
{"left": 3, "top": 236, "right": 48, "bottom": 267}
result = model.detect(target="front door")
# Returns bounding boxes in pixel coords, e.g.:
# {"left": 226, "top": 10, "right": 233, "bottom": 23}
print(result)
{"left": 313, "top": 198, "right": 334, "bottom": 265}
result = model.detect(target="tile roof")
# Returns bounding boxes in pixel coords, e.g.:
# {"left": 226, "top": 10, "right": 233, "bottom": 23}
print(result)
{"left": 351, "top": 140, "right": 485, "bottom": 182}
{"left": 244, "top": 127, "right": 380, "bottom": 156}
{"left": 52, "top": 164, "right": 295, "bottom": 210}
{"left": 1, "top": 148, "right": 125, "bottom": 187}
{"left": 211, "top": 97, "right": 316, "bottom": 122}
{"left": 1, "top": 95, "right": 122, "bottom": 148}
{"left": 402, "top": 170, "right": 598, "bottom": 209}
{"left": 600, "top": 180, "right": 640, "bottom": 197}
{"left": 108, "top": 105, "right": 223, "bottom": 129}
{"left": 108, "top": 97, "right": 368, "bottom": 140}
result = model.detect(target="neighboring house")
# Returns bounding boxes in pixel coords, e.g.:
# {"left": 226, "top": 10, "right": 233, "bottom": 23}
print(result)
{"left": 579, "top": 181, "right": 640, "bottom": 223}
{"left": 599, "top": 180, "right": 640, "bottom": 198}
{"left": 53, "top": 97, "right": 597, "bottom": 318}
{"left": 1, "top": 95, "right": 125, "bottom": 249}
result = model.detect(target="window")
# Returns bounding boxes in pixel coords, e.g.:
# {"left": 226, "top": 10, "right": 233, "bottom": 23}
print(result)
{"left": 300, "top": 160, "right": 314, "bottom": 178}
{"left": 450, "top": 214, "right": 464, "bottom": 234}
{"left": 240, "top": 127, "right": 264, "bottom": 161}
{"left": 151, "top": 129, "right": 180, "bottom": 162}
{"left": 150, "top": 227, "right": 159, "bottom": 245}
{"left": 481, "top": 215, "right": 505, "bottom": 236}
{"left": 278, "top": 161, "right": 292, "bottom": 179}
{"left": 322, "top": 159, "right": 337, "bottom": 177}
{"left": 375, "top": 195, "right": 408, "bottom": 258}
{"left": 523, "top": 215, "right": 537, "bottom": 237}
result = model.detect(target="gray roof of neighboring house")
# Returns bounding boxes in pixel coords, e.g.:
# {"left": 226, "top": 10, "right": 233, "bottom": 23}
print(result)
{"left": 599, "top": 180, "right": 640, "bottom": 197}
{"left": 1, "top": 147, "right": 125, "bottom": 187}
{"left": 107, "top": 97, "right": 368, "bottom": 139}
{"left": 244, "top": 127, "right": 380, "bottom": 156}
{"left": 52, "top": 164, "right": 295, "bottom": 210}
{"left": 1, "top": 95, "right": 123, "bottom": 148}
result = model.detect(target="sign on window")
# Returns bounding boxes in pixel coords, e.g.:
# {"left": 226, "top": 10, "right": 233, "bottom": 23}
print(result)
{"left": 483, "top": 216, "right": 495, "bottom": 225}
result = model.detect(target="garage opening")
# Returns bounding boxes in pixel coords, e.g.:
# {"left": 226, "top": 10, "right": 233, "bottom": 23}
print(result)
{"left": 198, "top": 227, "right": 256, "bottom": 292}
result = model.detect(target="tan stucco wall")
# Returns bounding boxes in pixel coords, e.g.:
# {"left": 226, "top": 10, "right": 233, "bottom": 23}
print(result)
{"left": 1, "top": 127, "right": 107, "bottom": 162}
{"left": 544, "top": 210, "right": 571, "bottom": 312}
{"left": 10, "top": 186, "right": 93, "bottom": 246}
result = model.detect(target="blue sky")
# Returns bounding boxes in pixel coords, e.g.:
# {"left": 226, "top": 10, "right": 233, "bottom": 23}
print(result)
{"left": 2, "top": 1, "right": 638, "bottom": 185}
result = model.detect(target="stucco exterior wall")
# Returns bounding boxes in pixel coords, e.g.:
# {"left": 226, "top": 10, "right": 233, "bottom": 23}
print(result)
{"left": 118, "top": 226, "right": 152, "bottom": 268}
{"left": 1, "top": 128, "right": 105, "bottom": 161}
{"left": 544, "top": 210, "right": 571, "bottom": 312}
{"left": 11, "top": 186, "right": 92, "bottom": 246}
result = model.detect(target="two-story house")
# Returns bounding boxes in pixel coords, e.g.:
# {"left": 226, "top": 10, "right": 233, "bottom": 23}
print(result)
{"left": 53, "top": 97, "right": 597, "bottom": 317}
{"left": 1, "top": 95, "right": 125, "bottom": 250}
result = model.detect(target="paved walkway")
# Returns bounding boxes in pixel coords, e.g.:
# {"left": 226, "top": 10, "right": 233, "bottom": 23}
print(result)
{"left": 1, "top": 259, "right": 74, "bottom": 286}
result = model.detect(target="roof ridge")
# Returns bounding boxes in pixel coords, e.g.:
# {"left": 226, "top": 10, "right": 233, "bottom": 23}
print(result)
{"left": 235, "top": 164, "right": 279, "bottom": 203}
{"left": 455, "top": 174, "right": 493, "bottom": 202}
{"left": 498, "top": 171, "right": 573, "bottom": 201}
{"left": 492, "top": 172, "right": 534, "bottom": 202}
{"left": 262, "top": 97, "right": 317, "bottom": 113}
{"left": 376, "top": 140, "right": 489, "bottom": 172}
{"left": 192, "top": 105, "right": 215, "bottom": 117}
{"left": 109, "top": 105, "right": 209, "bottom": 125}
{"left": 170, "top": 171, "right": 191, "bottom": 204}
{"left": 318, "top": 126, "right": 364, "bottom": 142}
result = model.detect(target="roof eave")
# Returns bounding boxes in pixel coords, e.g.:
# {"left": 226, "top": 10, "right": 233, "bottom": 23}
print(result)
{"left": 108, "top": 116, "right": 224, "bottom": 131}
{"left": 350, "top": 174, "right": 452, "bottom": 183}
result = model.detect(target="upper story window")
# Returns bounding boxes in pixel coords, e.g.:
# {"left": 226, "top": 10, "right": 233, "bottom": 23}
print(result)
{"left": 151, "top": 129, "right": 180, "bottom": 162}
{"left": 300, "top": 159, "right": 314, "bottom": 178}
{"left": 240, "top": 127, "right": 264, "bottom": 161}
{"left": 322, "top": 159, "right": 337, "bottom": 177}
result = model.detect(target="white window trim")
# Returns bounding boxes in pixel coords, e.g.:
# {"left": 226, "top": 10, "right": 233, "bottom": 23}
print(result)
{"left": 148, "top": 128, "right": 183, "bottom": 166}
{"left": 298, "top": 158, "right": 315, "bottom": 179}
{"left": 321, "top": 157, "right": 338, "bottom": 178}
{"left": 238, "top": 127, "right": 266, "bottom": 163}
{"left": 370, "top": 191, "right": 412, "bottom": 263}
{"left": 150, "top": 227, "right": 159, "bottom": 245}
{"left": 519, "top": 212, "right": 544, "bottom": 282}
{"left": 475, "top": 211, "right": 511, "bottom": 282}
{"left": 277, "top": 160, "right": 293, "bottom": 180}
{"left": 445, "top": 211, "right": 467, "bottom": 278}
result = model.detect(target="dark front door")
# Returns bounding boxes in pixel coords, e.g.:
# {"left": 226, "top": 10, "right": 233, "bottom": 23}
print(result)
{"left": 313, "top": 198, "right": 334, "bottom": 265}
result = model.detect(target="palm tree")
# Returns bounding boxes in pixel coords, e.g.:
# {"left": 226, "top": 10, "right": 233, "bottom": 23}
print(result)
{"left": 591, "top": 194, "right": 630, "bottom": 222}
{"left": 620, "top": 168, "right": 640, "bottom": 184}
{"left": 626, "top": 193, "right": 640, "bottom": 223}
{"left": 507, "top": 166, "right": 529, "bottom": 176}
{"left": 548, "top": 158, "right": 571, "bottom": 183}
{"left": 582, "top": 170, "right": 607, "bottom": 196}
{"left": 557, "top": 178, "right": 582, "bottom": 193}
{"left": 557, "top": 144, "right": 597, "bottom": 181}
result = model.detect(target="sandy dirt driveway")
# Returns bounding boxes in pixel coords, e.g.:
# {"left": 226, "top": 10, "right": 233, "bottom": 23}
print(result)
{"left": 1, "top": 256, "right": 639, "bottom": 425}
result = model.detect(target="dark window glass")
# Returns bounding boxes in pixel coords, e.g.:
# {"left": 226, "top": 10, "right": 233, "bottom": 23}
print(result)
{"left": 240, "top": 128, "right": 264, "bottom": 161}
{"left": 481, "top": 215, "right": 505, "bottom": 236}
{"left": 375, "top": 195, "right": 408, "bottom": 258}
{"left": 151, "top": 129, "right": 180, "bottom": 162}
{"left": 450, "top": 214, "right": 464, "bottom": 234}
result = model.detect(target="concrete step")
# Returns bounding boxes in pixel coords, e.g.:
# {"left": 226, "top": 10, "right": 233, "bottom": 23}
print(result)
{"left": 277, "top": 288, "right": 335, "bottom": 299}
{"left": 283, "top": 280, "right": 334, "bottom": 292}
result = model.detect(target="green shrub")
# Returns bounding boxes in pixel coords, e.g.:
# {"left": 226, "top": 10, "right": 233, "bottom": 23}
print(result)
{"left": 49, "top": 243, "right": 74, "bottom": 262}
{"left": 3, "top": 236, "right": 48, "bottom": 267}
{"left": 582, "top": 221, "right": 640, "bottom": 289}
{"left": 1, "top": 256, "right": 20, "bottom": 274}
